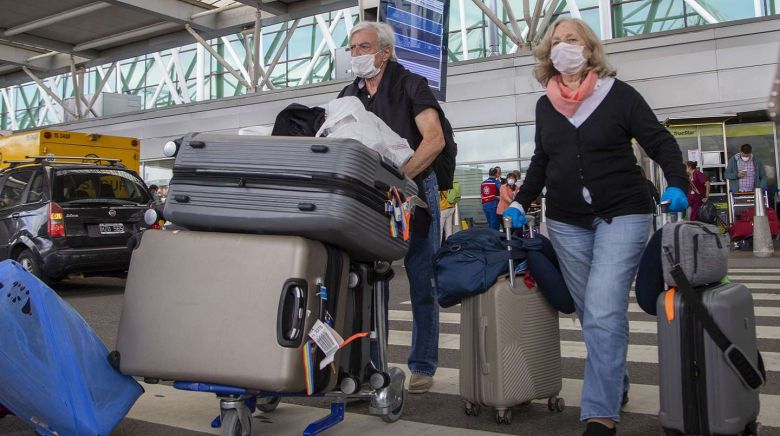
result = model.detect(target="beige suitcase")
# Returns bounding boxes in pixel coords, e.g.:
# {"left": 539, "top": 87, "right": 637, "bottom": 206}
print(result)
{"left": 460, "top": 223, "right": 564, "bottom": 424}
{"left": 115, "top": 230, "right": 349, "bottom": 393}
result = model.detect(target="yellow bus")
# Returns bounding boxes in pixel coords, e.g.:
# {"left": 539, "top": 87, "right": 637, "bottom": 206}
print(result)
{"left": 0, "top": 129, "right": 140, "bottom": 172}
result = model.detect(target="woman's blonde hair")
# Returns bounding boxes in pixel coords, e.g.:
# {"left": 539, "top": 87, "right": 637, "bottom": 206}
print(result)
{"left": 532, "top": 18, "right": 616, "bottom": 86}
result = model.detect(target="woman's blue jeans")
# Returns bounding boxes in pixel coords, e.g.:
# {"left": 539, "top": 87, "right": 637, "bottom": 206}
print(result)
{"left": 546, "top": 214, "right": 652, "bottom": 422}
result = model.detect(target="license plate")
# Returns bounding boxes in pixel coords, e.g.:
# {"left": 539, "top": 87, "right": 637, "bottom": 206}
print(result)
{"left": 99, "top": 223, "right": 125, "bottom": 235}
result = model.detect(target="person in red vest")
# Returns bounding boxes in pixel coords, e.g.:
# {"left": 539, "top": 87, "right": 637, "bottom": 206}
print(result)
{"left": 481, "top": 167, "right": 502, "bottom": 230}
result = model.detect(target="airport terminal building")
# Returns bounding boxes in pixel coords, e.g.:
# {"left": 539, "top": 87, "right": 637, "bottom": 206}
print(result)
{"left": 0, "top": 0, "right": 778, "bottom": 226}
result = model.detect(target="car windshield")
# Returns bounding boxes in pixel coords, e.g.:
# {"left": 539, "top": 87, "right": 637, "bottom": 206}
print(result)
{"left": 52, "top": 168, "right": 151, "bottom": 205}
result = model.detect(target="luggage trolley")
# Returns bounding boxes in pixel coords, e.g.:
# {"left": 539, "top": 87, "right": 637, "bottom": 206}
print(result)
{"left": 171, "top": 261, "right": 405, "bottom": 436}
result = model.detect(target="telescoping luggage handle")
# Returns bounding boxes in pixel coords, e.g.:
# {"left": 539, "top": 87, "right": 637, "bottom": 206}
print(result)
{"left": 502, "top": 215, "right": 535, "bottom": 288}
{"left": 662, "top": 247, "right": 767, "bottom": 391}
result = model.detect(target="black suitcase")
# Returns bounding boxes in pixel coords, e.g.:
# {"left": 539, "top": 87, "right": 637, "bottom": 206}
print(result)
{"left": 164, "top": 133, "right": 418, "bottom": 261}
{"left": 657, "top": 255, "right": 766, "bottom": 435}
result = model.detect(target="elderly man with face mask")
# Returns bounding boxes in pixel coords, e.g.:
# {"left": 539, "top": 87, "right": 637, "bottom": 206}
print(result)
{"left": 337, "top": 21, "right": 446, "bottom": 394}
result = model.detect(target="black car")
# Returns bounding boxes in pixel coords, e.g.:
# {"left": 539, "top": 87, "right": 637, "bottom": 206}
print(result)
{"left": 0, "top": 159, "right": 153, "bottom": 283}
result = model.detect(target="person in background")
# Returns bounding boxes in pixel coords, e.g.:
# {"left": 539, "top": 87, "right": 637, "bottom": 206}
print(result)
{"left": 686, "top": 161, "right": 710, "bottom": 221}
{"left": 502, "top": 18, "right": 688, "bottom": 436}
{"left": 337, "top": 21, "right": 446, "bottom": 394}
{"left": 481, "top": 167, "right": 502, "bottom": 230}
{"left": 148, "top": 184, "right": 161, "bottom": 204}
{"left": 497, "top": 171, "right": 521, "bottom": 224}
{"left": 725, "top": 143, "right": 766, "bottom": 193}
{"left": 439, "top": 179, "right": 462, "bottom": 243}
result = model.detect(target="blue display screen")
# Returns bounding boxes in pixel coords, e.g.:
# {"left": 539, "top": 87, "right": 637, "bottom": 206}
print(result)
{"left": 381, "top": 0, "right": 450, "bottom": 101}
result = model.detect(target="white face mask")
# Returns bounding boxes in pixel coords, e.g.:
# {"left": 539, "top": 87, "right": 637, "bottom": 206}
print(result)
{"left": 741, "top": 155, "right": 751, "bottom": 162}
{"left": 351, "top": 53, "right": 381, "bottom": 79}
{"left": 551, "top": 42, "right": 587, "bottom": 75}
{"left": 507, "top": 179, "right": 516, "bottom": 186}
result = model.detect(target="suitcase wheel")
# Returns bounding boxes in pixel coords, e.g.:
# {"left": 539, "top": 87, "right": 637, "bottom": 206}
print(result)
{"left": 495, "top": 409, "right": 512, "bottom": 425}
{"left": 256, "top": 396, "right": 280, "bottom": 413}
{"left": 464, "top": 402, "right": 480, "bottom": 417}
{"left": 745, "top": 421, "right": 762, "bottom": 436}
{"left": 547, "top": 396, "right": 565, "bottom": 413}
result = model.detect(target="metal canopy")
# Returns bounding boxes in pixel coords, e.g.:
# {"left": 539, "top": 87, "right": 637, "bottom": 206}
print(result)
{"left": 0, "top": 0, "right": 356, "bottom": 87}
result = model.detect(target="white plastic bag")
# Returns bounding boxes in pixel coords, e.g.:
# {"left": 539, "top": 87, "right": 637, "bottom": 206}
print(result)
{"left": 238, "top": 125, "right": 274, "bottom": 136}
{"left": 316, "top": 97, "right": 414, "bottom": 168}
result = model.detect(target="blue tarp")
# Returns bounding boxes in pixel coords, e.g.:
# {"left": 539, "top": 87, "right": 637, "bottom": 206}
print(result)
{"left": 0, "top": 260, "right": 143, "bottom": 435}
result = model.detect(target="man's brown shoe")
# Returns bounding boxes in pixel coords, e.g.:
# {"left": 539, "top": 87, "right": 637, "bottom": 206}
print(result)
{"left": 408, "top": 373, "right": 434, "bottom": 394}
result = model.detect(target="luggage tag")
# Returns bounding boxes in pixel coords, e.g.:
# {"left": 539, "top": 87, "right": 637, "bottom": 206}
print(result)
{"left": 308, "top": 319, "right": 345, "bottom": 370}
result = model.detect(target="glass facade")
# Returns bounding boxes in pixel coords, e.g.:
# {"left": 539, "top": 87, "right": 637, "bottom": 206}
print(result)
{"left": 2, "top": 1, "right": 777, "bottom": 131}
{"left": 454, "top": 125, "right": 535, "bottom": 226}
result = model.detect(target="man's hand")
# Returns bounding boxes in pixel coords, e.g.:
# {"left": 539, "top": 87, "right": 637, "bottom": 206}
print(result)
{"left": 502, "top": 202, "right": 527, "bottom": 228}
{"left": 661, "top": 187, "right": 688, "bottom": 212}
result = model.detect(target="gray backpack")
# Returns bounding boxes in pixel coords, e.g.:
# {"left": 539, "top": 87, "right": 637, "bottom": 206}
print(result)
{"left": 661, "top": 221, "right": 729, "bottom": 287}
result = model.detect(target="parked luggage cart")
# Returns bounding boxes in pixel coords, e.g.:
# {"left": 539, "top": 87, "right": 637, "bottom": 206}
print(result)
{"left": 115, "top": 229, "right": 405, "bottom": 436}
{"left": 169, "top": 261, "right": 404, "bottom": 436}
{"left": 729, "top": 189, "right": 769, "bottom": 224}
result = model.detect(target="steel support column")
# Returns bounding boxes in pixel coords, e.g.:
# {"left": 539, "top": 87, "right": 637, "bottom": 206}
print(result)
{"left": 21, "top": 67, "right": 78, "bottom": 120}
{"left": 259, "top": 20, "right": 299, "bottom": 89}
{"left": 185, "top": 24, "right": 252, "bottom": 90}
{"left": 471, "top": 0, "right": 522, "bottom": 47}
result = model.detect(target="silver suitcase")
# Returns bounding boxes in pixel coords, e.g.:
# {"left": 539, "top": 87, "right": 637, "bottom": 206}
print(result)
{"left": 164, "top": 133, "right": 418, "bottom": 261}
{"left": 460, "top": 221, "right": 564, "bottom": 424}
{"left": 116, "top": 230, "right": 349, "bottom": 393}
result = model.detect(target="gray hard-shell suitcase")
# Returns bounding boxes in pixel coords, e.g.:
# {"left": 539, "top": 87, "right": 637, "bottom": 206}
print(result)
{"left": 116, "top": 230, "right": 350, "bottom": 393}
{"left": 460, "top": 221, "right": 564, "bottom": 424}
{"left": 163, "top": 133, "right": 418, "bottom": 261}
{"left": 656, "top": 282, "right": 764, "bottom": 435}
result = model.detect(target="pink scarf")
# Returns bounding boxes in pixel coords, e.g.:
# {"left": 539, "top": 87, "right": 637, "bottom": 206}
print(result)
{"left": 546, "top": 70, "right": 599, "bottom": 117}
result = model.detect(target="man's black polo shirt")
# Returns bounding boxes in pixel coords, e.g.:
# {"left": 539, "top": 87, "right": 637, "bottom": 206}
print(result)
{"left": 338, "top": 60, "right": 440, "bottom": 156}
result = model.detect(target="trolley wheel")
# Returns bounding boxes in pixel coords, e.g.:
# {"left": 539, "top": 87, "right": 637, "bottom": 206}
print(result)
{"left": 745, "top": 421, "right": 761, "bottom": 436}
{"left": 381, "top": 388, "right": 405, "bottom": 423}
{"left": 256, "top": 396, "right": 280, "bottom": 413}
{"left": 548, "top": 396, "right": 565, "bottom": 412}
{"left": 464, "top": 402, "right": 480, "bottom": 416}
{"left": 219, "top": 409, "right": 250, "bottom": 436}
{"left": 495, "top": 409, "right": 512, "bottom": 425}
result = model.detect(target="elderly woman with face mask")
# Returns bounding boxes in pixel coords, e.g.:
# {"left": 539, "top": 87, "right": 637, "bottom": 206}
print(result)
{"left": 503, "top": 18, "right": 689, "bottom": 435}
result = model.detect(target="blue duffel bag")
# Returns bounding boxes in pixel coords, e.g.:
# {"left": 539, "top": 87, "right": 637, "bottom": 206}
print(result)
{"left": 0, "top": 260, "right": 143, "bottom": 435}
{"left": 435, "top": 228, "right": 532, "bottom": 308}
{"left": 434, "top": 228, "right": 575, "bottom": 313}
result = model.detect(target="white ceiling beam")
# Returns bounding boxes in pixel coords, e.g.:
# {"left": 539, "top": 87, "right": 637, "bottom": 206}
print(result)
{"left": 73, "top": 22, "right": 182, "bottom": 51}
{"left": 0, "top": 43, "right": 47, "bottom": 67}
{"left": 683, "top": 0, "right": 719, "bottom": 24}
{"left": 598, "top": 0, "right": 612, "bottom": 40}
{"left": 568, "top": 0, "right": 582, "bottom": 19}
{"left": 0, "top": 31, "right": 99, "bottom": 58}
{"left": 232, "top": 0, "right": 289, "bottom": 15}
{"left": 103, "top": 0, "right": 215, "bottom": 30}
{"left": 5, "top": 3, "right": 112, "bottom": 36}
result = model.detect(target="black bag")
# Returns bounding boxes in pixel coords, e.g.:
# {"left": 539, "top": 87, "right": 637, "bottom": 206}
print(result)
{"left": 697, "top": 201, "right": 718, "bottom": 224}
{"left": 272, "top": 103, "right": 326, "bottom": 136}
{"left": 432, "top": 112, "right": 457, "bottom": 190}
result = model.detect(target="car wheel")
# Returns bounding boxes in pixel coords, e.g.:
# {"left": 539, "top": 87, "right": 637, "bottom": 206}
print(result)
{"left": 16, "top": 249, "right": 51, "bottom": 284}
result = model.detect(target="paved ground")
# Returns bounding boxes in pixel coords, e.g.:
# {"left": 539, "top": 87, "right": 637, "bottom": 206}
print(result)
{"left": 1, "top": 242, "right": 779, "bottom": 435}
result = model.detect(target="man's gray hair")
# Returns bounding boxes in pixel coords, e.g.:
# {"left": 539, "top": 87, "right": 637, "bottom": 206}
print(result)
{"left": 350, "top": 21, "right": 397, "bottom": 61}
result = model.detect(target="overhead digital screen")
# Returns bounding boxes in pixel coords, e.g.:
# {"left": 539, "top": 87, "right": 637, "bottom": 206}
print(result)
{"left": 380, "top": 0, "right": 450, "bottom": 101}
